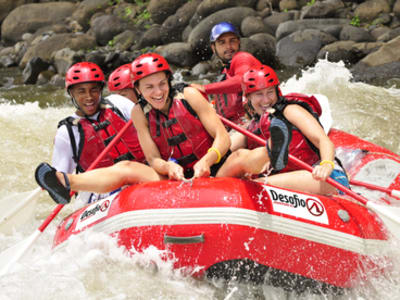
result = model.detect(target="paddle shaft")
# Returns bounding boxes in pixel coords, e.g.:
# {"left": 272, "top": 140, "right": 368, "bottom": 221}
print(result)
{"left": 38, "top": 118, "right": 133, "bottom": 233}
{"left": 350, "top": 179, "right": 400, "bottom": 198}
{"left": 219, "top": 116, "right": 369, "bottom": 206}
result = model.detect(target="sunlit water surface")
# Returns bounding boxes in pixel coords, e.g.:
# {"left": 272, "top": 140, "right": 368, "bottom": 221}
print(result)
{"left": 0, "top": 60, "right": 399, "bottom": 299}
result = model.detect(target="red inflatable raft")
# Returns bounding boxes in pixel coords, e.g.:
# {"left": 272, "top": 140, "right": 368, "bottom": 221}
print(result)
{"left": 53, "top": 129, "right": 400, "bottom": 293}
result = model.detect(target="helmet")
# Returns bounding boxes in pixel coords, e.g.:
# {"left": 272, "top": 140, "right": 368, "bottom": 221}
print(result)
{"left": 65, "top": 62, "right": 105, "bottom": 89}
{"left": 131, "top": 53, "right": 171, "bottom": 82}
{"left": 108, "top": 64, "right": 133, "bottom": 91}
{"left": 242, "top": 65, "right": 280, "bottom": 95}
{"left": 210, "top": 22, "right": 240, "bottom": 42}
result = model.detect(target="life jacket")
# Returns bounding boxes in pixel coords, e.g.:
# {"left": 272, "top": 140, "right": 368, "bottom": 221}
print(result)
{"left": 58, "top": 99, "right": 145, "bottom": 173}
{"left": 142, "top": 91, "right": 213, "bottom": 171}
{"left": 246, "top": 114, "right": 270, "bottom": 150}
{"left": 213, "top": 72, "right": 245, "bottom": 124}
{"left": 213, "top": 52, "right": 261, "bottom": 124}
{"left": 259, "top": 93, "right": 322, "bottom": 172}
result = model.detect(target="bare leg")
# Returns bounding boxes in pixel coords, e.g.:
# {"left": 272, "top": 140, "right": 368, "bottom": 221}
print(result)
{"left": 56, "top": 161, "right": 163, "bottom": 194}
{"left": 216, "top": 147, "right": 270, "bottom": 178}
{"left": 267, "top": 170, "right": 337, "bottom": 195}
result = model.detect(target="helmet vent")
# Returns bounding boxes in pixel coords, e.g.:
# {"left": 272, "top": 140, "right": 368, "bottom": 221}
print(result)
{"left": 249, "top": 84, "right": 255, "bottom": 88}
{"left": 248, "top": 78, "right": 255, "bottom": 81}
{"left": 268, "top": 79, "right": 274, "bottom": 83}
{"left": 72, "top": 76, "right": 80, "bottom": 80}
{"left": 265, "top": 73, "right": 270, "bottom": 77}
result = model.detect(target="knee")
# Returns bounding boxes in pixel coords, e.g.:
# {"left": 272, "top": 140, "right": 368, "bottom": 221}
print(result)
{"left": 114, "top": 160, "right": 143, "bottom": 173}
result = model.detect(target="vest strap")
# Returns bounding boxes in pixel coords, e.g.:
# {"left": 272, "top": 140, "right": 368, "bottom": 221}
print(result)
{"left": 176, "top": 153, "right": 197, "bottom": 167}
{"left": 167, "top": 133, "right": 187, "bottom": 146}
{"left": 93, "top": 120, "right": 110, "bottom": 131}
{"left": 162, "top": 118, "right": 177, "bottom": 128}
{"left": 114, "top": 152, "right": 134, "bottom": 164}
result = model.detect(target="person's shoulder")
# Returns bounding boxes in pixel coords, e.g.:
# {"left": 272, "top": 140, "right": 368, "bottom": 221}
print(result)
{"left": 105, "top": 94, "right": 134, "bottom": 109}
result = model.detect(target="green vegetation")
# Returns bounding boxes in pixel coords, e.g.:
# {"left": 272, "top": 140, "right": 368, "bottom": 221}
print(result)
{"left": 350, "top": 16, "right": 360, "bottom": 27}
{"left": 306, "top": 0, "right": 316, "bottom": 6}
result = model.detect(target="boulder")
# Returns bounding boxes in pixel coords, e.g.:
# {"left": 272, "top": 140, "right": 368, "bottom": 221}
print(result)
{"left": 241, "top": 16, "right": 269, "bottom": 37}
{"left": 148, "top": 0, "right": 187, "bottom": 24}
{"left": 91, "top": 14, "right": 127, "bottom": 46}
{"left": 394, "top": 0, "right": 400, "bottom": 19}
{"left": 135, "top": 24, "right": 163, "bottom": 49}
{"left": 20, "top": 33, "right": 96, "bottom": 67}
{"left": 53, "top": 48, "right": 84, "bottom": 75}
{"left": 276, "top": 29, "right": 336, "bottom": 67}
{"left": 22, "top": 57, "right": 50, "bottom": 84}
{"left": 196, "top": 0, "right": 257, "bottom": 19}
{"left": 160, "top": 0, "right": 202, "bottom": 44}
{"left": 339, "top": 25, "right": 375, "bottom": 43}
{"left": 0, "top": 0, "right": 27, "bottom": 23}
{"left": 263, "top": 12, "right": 295, "bottom": 36}
{"left": 1, "top": 2, "right": 76, "bottom": 44}
{"left": 155, "top": 42, "right": 198, "bottom": 68}
{"left": 354, "top": 0, "right": 390, "bottom": 22}
{"left": 71, "top": 0, "right": 110, "bottom": 30}
{"left": 317, "top": 40, "right": 359, "bottom": 64}
{"left": 300, "top": 0, "right": 344, "bottom": 19}
{"left": 351, "top": 36, "right": 400, "bottom": 82}
{"left": 276, "top": 19, "right": 349, "bottom": 40}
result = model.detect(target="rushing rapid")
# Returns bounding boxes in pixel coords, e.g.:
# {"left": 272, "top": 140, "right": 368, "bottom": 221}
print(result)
{"left": 0, "top": 60, "right": 399, "bottom": 299}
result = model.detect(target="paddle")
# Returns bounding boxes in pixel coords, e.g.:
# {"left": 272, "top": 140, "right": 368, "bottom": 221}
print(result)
{"left": 0, "top": 119, "right": 134, "bottom": 276}
{"left": 219, "top": 115, "right": 400, "bottom": 240}
{"left": 349, "top": 179, "right": 400, "bottom": 199}
{"left": 0, "top": 187, "right": 42, "bottom": 234}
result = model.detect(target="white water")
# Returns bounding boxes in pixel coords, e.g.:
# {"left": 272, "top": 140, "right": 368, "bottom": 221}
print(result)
{"left": 0, "top": 60, "right": 400, "bottom": 299}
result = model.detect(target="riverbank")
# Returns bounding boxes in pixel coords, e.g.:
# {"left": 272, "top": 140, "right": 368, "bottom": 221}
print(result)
{"left": 0, "top": 0, "right": 399, "bottom": 89}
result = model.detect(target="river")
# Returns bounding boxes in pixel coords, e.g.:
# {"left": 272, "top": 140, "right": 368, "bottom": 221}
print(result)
{"left": 0, "top": 59, "right": 399, "bottom": 299}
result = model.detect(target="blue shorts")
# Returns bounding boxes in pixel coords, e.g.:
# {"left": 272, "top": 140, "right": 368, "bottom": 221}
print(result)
{"left": 330, "top": 169, "right": 350, "bottom": 195}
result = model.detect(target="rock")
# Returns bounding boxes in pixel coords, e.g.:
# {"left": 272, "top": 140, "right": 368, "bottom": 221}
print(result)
{"left": 249, "top": 32, "right": 278, "bottom": 67}
{"left": 358, "top": 36, "right": 400, "bottom": 68}
{"left": 317, "top": 40, "right": 358, "bottom": 64}
{"left": 395, "top": 0, "right": 400, "bottom": 19}
{"left": 91, "top": 14, "right": 127, "bottom": 46}
{"left": 113, "top": 30, "right": 141, "bottom": 51}
{"left": 20, "top": 33, "right": 96, "bottom": 67}
{"left": 135, "top": 24, "right": 163, "bottom": 49}
{"left": 376, "top": 27, "right": 400, "bottom": 42}
{"left": 354, "top": 0, "right": 390, "bottom": 22}
{"left": 53, "top": 48, "right": 84, "bottom": 75}
{"left": 22, "top": 57, "right": 50, "bottom": 84}
{"left": 241, "top": 36, "right": 278, "bottom": 68}
{"left": 279, "top": 0, "right": 298, "bottom": 11}
{"left": 339, "top": 25, "right": 375, "bottom": 43}
{"left": 0, "top": 0, "right": 26, "bottom": 23}
{"left": 71, "top": 0, "right": 110, "bottom": 30}
{"left": 1, "top": 2, "right": 77, "bottom": 44}
{"left": 276, "top": 19, "right": 349, "bottom": 40}
{"left": 241, "top": 16, "right": 269, "bottom": 37}
{"left": 50, "top": 73, "right": 66, "bottom": 88}
{"left": 160, "top": 0, "right": 202, "bottom": 44}
{"left": 155, "top": 42, "right": 198, "bottom": 67}
{"left": 300, "top": 0, "right": 344, "bottom": 19}
{"left": 191, "top": 61, "right": 213, "bottom": 77}
{"left": 148, "top": 0, "right": 187, "bottom": 24}
{"left": 370, "top": 26, "right": 391, "bottom": 40}
{"left": 352, "top": 41, "right": 384, "bottom": 57}
{"left": 188, "top": 7, "right": 258, "bottom": 59}
{"left": 276, "top": 29, "right": 337, "bottom": 67}
{"left": 263, "top": 12, "right": 295, "bottom": 36}
{"left": 196, "top": 0, "right": 257, "bottom": 20}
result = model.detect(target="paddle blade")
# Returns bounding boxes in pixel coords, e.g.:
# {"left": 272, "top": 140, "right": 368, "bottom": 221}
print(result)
{"left": 367, "top": 202, "right": 400, "bottom": 241}
{"left": 0, "top": 188, "right": 41, "bottom": 234}
{"left": 0, "top": 229, "right": 41, "bottom": 276}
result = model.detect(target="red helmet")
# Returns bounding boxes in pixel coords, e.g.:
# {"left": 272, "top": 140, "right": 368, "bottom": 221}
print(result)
{"left": 242, "top": 65, "right": 279, "bottom": 95}
{"left": 108, "top": 64, "right": 133, "bottom": 91}
{"left": 131, "top": 53, "right": 171, "bottom": 82}
{"left": 65, "top": 62, "right": 105, "bottom": 89}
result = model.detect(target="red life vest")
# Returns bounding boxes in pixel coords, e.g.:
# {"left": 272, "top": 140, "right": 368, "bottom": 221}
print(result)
{"left": 213, "top": 52, "right": 261, "bottom": 124}
{"left": 144, "top": 93, "right": 213, "bottom": 171}
{"left": 246, "top": 114, "right": 270, "bottom": 150}
{"left": 59, "top": 100, "right": 145, "bottom": 173}
{"left": 258, "top": 93, "right": 322, "bottom": 172}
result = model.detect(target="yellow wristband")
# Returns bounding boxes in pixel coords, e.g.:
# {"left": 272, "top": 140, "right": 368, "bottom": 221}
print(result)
{"left": 320, "top": 160, "right": 335, "bottom": 169}
{"left": 208, "top": 147, "right": 222, "bottom": 164}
